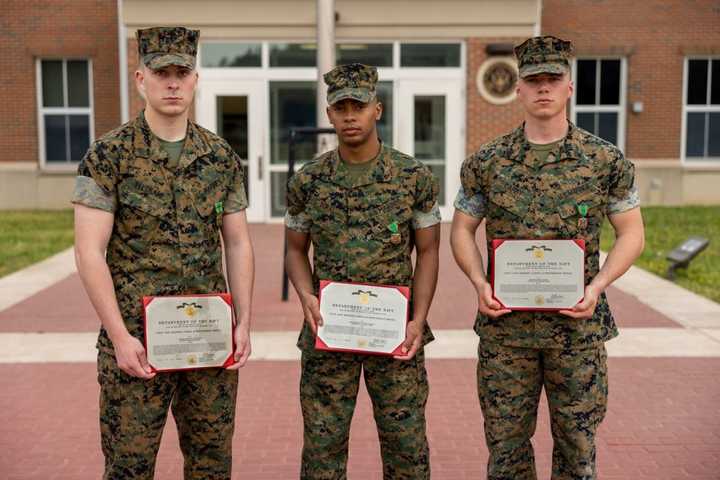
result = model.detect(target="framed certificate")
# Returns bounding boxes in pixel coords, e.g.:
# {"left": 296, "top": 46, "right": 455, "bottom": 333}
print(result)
{"left": 143, "top": 293, "right": 236, "bottom": 372}
{"left": 316, "top": 280, "right": 410, "bottom": 356}
{"left": 491, "top": 239, "right": 585, "bottom": 311}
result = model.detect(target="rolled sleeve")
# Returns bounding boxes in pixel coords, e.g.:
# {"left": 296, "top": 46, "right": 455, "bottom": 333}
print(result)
{"left": 284, "top": 211, "right": 312, "bottom": 233}
{"left": 285, "top": 171, "right": 311, "bottom": 232}
{"left": 607, "top": 182, "right": 640, "bottom": 215}
{"left": 72, "top": 143, "right": 118, "bottom": 212}
{"left": 606, "top": 151, "right": 638, "bottom": 215}
{"left": 224, "top": 155, "right": 248, "bottom": 214}
{"left": 453, "top": 187, "right": 487, "bottom": 219}
{"left": 457, "top": 152, "right": 488, "bottom": 219}
{"left": 72, "top": 175, "right": 116, "bottom": 212}
{"left": 412, "top": 201, "right": 441, "bottom": 229}
{"left": 413, "top": 165, "right": 440, "bottom": 214}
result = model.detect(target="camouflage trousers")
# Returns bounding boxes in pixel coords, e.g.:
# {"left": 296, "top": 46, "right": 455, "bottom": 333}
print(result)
{"left": 97, "top": 351, "right": 238, "bottom": 480}
{"left": 300, "top": 346, "right": 430, "bottom": 480}
{"left": 477, "top": 342, "right": 608, "bottom": 480}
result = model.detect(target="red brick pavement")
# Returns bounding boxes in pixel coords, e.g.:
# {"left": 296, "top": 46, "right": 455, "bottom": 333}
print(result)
{"left": 0, "top": 223, "right": 705, "bottom": 479}
{"left": 0, "top": 225, "right": 680, "bottom": 333}
{"left": 1, "top": 358, "right": 719, "bottom": 479}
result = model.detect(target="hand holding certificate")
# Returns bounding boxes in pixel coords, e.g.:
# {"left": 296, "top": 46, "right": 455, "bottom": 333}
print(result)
{"left": 143, "top": 293, "right": 236, "bottom": 372}
{"left": 491, "top": 239, "right": 585, "bottom": 311}
{"left": 316, "top": 281, "right": 410, "bottom": 355}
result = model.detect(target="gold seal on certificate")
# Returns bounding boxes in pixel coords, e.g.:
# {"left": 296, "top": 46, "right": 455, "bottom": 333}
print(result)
{"left": 143, "top": 293, "right": 236, "bottom": 372}
{"left": 316, "top": 280, "right": 410, "bottom": 355}
{"left": 491, "top": 239, "right": 585, "bottom": 311}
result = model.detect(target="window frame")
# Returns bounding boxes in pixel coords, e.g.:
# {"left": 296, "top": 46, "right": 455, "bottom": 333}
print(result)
{"left": 197, "top": 39, "right": 465, "bottom": 221}
{"left": 570, "top": 57, "right": 627, "bottom": 153}
{"left": 35, "top": 58, "right": 95, "bottom": 171}
{"left": 681, "top": 56, "right": 720, "bottom": 165}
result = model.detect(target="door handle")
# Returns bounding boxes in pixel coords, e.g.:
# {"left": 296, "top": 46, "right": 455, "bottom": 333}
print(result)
{"left": 258, "top": 155, "right": 263, "bottom": 181}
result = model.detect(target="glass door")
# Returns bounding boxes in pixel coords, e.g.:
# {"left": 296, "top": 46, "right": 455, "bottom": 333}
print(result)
{"left": 196, "top": 80, "right": 266, "bottom": 222}
{"left": 398, "top": 79, "right": 462, "bottom": 221}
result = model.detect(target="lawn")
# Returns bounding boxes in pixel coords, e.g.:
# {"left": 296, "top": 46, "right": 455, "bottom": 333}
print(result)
{"left": 0, "top": 210, "right": 75, "bottom": 278}
{"left": 601, "top": 206, "right": 720, "bottom": 303}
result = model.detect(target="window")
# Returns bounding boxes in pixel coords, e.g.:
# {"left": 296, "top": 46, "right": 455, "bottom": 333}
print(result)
{"left": 269, "top": 81, "right": 317, "bottom": 217}
{"left": 400, "top": 43, "right": 461, "bottom": 67}
{"left": 376, "top": 81, "right": 394, "bottom": 145}
{"left": 269, "top": 43, "right": 317, "bottom": 67}
{"left": 195, "top": 40, "right": 464, "bottom": 220}
{"left": 572, "top": 58, "right": 624, "bottom": 149}
{"left": 684, "top": 58, "right": 720, "bottom": 160}
{"left": 337, "top": 43, "right": 393, "bottom": 67}
{"left": 414, "top": 95, "right": 447, "bottom": 205}
{"left": 200, "top": 43, "right": 261, "bottom": 68}
{"left": 38, "top": 59, "right": 93, "bottom": 164}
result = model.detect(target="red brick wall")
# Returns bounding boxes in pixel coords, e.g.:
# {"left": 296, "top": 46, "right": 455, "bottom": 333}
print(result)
{"left": 465, "top": 37, "right": 527, "bottom": 156}
{"left": 127, "top": 37, "right": 144, "bottom": 119}
{"left": 1, "top": 0, "right": 120, "bottom": 164}
{"left": 542, "top": 0, "right": 720, "bottom": 159}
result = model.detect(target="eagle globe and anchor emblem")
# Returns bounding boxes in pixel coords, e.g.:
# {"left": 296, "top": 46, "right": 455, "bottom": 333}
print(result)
{"left": 352, "top": 289, "right": 378, "bottom": 305}
{"left": 477, "top": 56, "right": 518, "bottom": 105}
{"left": 177, "top": 302, "right": 203, "bottom": 318}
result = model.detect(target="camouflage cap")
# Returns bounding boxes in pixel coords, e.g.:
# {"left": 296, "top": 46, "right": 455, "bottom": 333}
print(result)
{"left": 136, "top": 27, "right": 199, "bottom": 70}
{"left": 514, "top": 35, "right": 573, "bottom": 78}
{"left": 323, "top": 63, "right": 378, "bottom": 105}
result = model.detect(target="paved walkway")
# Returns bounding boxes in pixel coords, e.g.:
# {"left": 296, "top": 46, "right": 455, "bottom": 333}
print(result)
{"left": 1, "top": 224, "right": 719, "bottom": 479}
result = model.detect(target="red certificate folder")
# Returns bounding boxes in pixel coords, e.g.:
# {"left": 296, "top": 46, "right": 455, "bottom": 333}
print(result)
{"left": 490, "top": 239, "right": 586, "bottom": 311}
{"left": 315, "top": 280, "right": 410, "bottom": 356}
{"left": 143, "top": 293, "right": 236, "bottom": 372}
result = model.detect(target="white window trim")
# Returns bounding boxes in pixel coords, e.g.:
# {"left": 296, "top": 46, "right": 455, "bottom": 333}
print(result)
{"left": 570, "top": 57, "right": 627, "bottom": 153}
{"left": 36, "top": 58, "right": 95, "bottom": 172}
{"left": 681, "top": 56, "right": 720, "bottom": 165}
{"left": 198, "top": 39, "right": 466, "bottom": 220}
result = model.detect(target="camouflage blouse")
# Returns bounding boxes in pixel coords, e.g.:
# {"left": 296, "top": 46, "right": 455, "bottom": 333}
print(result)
{"left": 455, "top": 122, "right": 639, "bottom": 349}
{"left": 72, "top": 112, "right": 247, "bottom": 353}
{"left": 286, "top": 144, "right": 441, "bottom": 349}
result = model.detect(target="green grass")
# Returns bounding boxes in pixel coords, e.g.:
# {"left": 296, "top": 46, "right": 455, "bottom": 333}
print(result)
{"left": 0, "top": 210, "right": 75, "bottom": 278}
{"left": 601, "top": 206, "right": 720, "bottom": 303}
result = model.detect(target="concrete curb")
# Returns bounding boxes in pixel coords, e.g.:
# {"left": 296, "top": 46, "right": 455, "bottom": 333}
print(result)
{"left": 2, "top": 328, "right": 720, "bottom": 363}
{"left": 0, "top": 247, "right": 76, "bottom": 312}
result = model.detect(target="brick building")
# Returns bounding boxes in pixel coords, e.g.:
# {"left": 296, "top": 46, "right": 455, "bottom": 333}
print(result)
{"left": 2, "top": 0, "right": 719, "bottom": 219}
{"left": 1, "top": 0, "right": 120, "bottom": 208}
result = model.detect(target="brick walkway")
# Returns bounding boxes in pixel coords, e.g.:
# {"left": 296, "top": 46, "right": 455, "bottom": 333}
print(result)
{"left": 0, "top": 224, "right": 718, "bottom": 479}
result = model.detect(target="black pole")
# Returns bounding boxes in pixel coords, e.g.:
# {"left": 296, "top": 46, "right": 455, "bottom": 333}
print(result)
{"left": 282, "top": 130, "right": 298, "bottom": 302}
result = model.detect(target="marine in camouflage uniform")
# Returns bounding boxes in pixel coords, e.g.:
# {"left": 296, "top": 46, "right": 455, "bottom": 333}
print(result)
{"left": 452, "top": 36, "right": 642, "bottom": 479}
{"left": 285, "top": 63, "right": 441, "bottom": 479}
{"left": 73, "top": 27, "right": 251, "bottom": 479}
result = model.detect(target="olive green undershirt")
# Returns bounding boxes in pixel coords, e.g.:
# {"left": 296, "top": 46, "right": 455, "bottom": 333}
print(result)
{"left": 158, "top": 137, "right": 185, "bottom": 170}
{"left": 528, "top": 139, "right": 562, "bottom": 163}
{"left": 338, "top": 146, "right": 381, "bottom": 183}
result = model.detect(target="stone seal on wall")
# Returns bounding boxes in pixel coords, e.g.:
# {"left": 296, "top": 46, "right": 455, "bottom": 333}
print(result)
{"left": 476, "top": 56, "right": 518, "bottom": 105}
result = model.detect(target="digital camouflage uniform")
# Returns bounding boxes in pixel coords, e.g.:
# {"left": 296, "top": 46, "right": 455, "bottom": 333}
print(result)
{"left": 454, "top": 36, "right": 640, "bottom": 480}
{"left": 285, "top": 63, "right": 441, "bottom": 480}
{"left": 72, "top": 27, "right": 247, "bottom": 480}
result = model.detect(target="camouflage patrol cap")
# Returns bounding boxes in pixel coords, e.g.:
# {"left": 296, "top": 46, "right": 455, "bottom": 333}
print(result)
{"left": 323, "top": 63, "right": 378, "bottom": 105}
{"left": 136, "top": 27, "right": 199, "bottom": 70}
{"left": 514, "top": 35, "right": 573, "bottom": 78}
